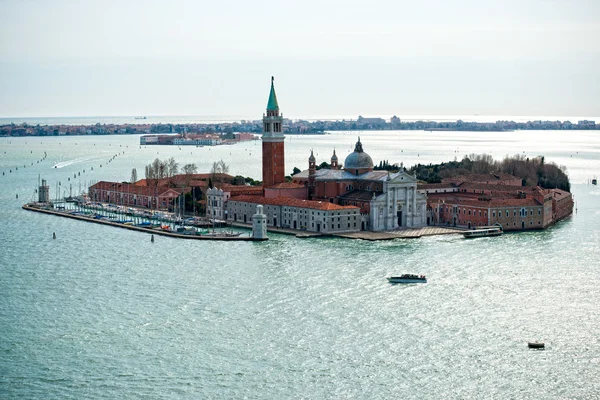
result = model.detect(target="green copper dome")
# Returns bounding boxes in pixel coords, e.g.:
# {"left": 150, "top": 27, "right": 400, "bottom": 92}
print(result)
{"left": 266, "top": 76, "right": 279, "bottom": 111}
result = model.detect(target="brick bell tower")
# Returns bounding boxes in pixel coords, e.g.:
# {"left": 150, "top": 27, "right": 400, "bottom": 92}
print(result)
{"left": 262, "top": 76, "right": 285, "bottom": 188}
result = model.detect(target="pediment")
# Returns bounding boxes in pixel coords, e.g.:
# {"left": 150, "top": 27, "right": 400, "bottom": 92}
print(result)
{"left": 387, "top": 172, "right": 418, "bottom": 185}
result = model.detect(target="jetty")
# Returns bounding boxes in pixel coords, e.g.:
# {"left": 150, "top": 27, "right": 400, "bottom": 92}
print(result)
{"left": 22, "top": 203, "right": 267, "bottom": 241}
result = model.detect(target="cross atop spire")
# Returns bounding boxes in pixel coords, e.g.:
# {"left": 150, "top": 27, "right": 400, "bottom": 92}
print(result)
{"left": 266, "top": 76, "right": 279, "bottom": 112}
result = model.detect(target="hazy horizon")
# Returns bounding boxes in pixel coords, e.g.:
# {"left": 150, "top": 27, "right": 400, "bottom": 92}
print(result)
{"left": 1, "top": 0, "right": 598, "bottom": 118}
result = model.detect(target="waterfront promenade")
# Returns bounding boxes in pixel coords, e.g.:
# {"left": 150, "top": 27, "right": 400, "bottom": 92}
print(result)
{"left": 229, "top": 220, "right": 462, "bottom": 240}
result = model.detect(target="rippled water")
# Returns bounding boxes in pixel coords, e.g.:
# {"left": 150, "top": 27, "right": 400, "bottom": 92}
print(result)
{"left": 1, "top": 131, "right": 600, "bottom": 399}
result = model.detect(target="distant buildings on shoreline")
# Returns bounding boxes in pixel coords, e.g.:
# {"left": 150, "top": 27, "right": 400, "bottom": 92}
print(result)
{"left": 1, "top": 117, "right": 597, "bottom": 138}
{"left": 139, "top": 132, "right": 256, "bottom": 146}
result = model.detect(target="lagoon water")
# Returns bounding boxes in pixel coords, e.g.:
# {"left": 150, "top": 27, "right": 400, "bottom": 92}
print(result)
{"left": 1, "top": 130, "right": 600, "bottom": 399}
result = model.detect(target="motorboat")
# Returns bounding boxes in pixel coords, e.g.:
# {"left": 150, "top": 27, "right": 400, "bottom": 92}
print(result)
{"left": 528, "top": 341, "right": 545, "bottom": 349}
{"left": 463, "top": 226, "right": 503, "bottom": 238}
{"left": 387, "top": 274, "right": 427, "bottom": 284}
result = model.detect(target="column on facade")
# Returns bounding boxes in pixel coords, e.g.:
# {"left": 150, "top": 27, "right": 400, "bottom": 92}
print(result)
{"left": 412, "top": 187, "right": 417, "bottom": 227}
{"left": 404, "top": 187, "right": 409, "bottom": 227}
{"left": 385, "top": 188, "right": 391, "bottom": 230}
{"left": 392, "top": 186, "right": 398, "bottom": 229}
{"left": 371, "top": 203, "right": 377, "bottom": 230}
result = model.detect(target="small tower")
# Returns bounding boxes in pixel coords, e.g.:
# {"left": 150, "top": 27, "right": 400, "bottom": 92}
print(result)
{"left": 39, "top": 179, "right": 50, "bottom": 203}
{"left": 308, "top": 150, "right": 316, "bottom": 197}
{"left": 262, "top": 76, "right": 285, "bottom": 188}
{"left": 330, "top": 149, "right": 338, "bottom": 170}
{"left": 252, "top": 205, "right": 268, "bottom": 240}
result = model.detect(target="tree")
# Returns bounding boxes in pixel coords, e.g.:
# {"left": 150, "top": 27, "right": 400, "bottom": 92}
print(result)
{"left": 211, "top": 159, "right": 230, "bottom": 182}
{"left": 291, "top": 167, "right": 301, "bottom": 176}
{"left": 316, "top": 161, "right": 331, "bottom": 170}
{"left": 232, "top": 175, "right": 246, "bottom": 185}
{"left": 167, "top": 157, "right": 179, "bottom": 177}
{"left": 218, "top": 159, "right": 229, "bottom": 174}
{"left": 182, "top": 163, "right": 198, "bottom": 175}
{"left": 130, "top": 168, "right": 138, "bottom": 183}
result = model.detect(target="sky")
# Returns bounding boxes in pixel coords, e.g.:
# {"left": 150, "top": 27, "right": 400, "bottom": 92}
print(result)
{"left": 0, "top": 0, "right": 598, "bottom": 119}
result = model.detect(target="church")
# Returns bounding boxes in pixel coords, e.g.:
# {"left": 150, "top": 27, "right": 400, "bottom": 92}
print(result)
{"left": 215, "top": 77, "right": 427, "bottom": 232}
{"left": 292, "top": 138, "right": 428, "bottom": 231}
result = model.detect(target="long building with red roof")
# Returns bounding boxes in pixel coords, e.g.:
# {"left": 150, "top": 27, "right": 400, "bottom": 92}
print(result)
{"left": 423, "top": 181, "right": 573, "bottom": 231}
{"left": 227, "top": 195, "right": 360, "bottom": 233}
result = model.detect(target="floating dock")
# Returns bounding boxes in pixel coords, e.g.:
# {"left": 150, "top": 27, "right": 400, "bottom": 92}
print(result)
{"left": 22, "top": 203, "right": 267, "bottom": 241}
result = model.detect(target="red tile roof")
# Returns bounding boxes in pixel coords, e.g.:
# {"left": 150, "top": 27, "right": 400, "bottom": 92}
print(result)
{"left": 551, "top": 189, "right": 571, "bottom": 200}
{"left": 134, "top": 173, "right": 233, "bottom": 187}
{"left": 267, "top": 182, "right": 306, "bottom": 189}
{"left": 230, "top": 195, "right": 360, "bottom": 211}
{"left": 90, "top": 181, "right": 183, "bottom": 197}
{"left": 218, "top": 184, "right": 264, "bottom": 195}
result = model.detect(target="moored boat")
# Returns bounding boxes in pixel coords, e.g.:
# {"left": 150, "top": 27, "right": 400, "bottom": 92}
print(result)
{"left": 387, "top": 274, "right": 427, "bottom": 284}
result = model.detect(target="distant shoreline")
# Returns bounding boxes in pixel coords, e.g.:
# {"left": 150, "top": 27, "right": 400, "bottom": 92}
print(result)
{"left": 424, "top": 128, "right": 514, "bottom": 132}
{"left": 0, "top": 117, "right": 597, "bottom": 137}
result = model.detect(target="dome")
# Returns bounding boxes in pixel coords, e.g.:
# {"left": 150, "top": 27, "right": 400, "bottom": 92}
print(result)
{"left": 344, "top": 138, "right": 373, "bottom": 170}
{"left": 331, "top": 149, "right": 338, "bottom": 161}
{"left": 309, "top": 150, "right": 316, "bottom": 162}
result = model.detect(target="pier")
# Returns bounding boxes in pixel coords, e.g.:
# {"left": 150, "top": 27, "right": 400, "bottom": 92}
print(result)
{"left": 22, "top": 203, "right": 267, "bottom": 241}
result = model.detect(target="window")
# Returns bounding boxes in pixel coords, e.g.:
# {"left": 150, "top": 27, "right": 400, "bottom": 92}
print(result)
{"left": 506, "top": 210, "right": 509, "bottom": 217}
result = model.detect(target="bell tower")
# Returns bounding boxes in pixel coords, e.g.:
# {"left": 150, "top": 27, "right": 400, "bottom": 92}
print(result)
{"left": 330, "top": 149, "right": 338, "bottom": 170}
{"left": 308, "top": 150, "right": 316, "bottom": 198}
{"left": 262, "top": 76, "right": 285, "bottom": 188}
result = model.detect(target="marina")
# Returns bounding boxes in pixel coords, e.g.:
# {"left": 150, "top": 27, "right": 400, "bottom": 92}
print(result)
{"left": 22, "top": 202, "right": 261, "bottom": 241}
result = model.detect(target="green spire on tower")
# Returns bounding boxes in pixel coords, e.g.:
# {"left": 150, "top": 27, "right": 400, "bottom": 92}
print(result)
{"left": 266, "top": 76, "right": 279, "bottom": 111}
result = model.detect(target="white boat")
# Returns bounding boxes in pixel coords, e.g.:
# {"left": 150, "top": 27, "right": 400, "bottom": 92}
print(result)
{"left": 463, "top": 226, "right": 503, "bottom": 238}
{"left": 387, "top": 274, "right": 427, "bottom": 284}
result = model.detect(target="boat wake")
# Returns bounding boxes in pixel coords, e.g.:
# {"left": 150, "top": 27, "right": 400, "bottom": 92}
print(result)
{"left": 53, "top": 156, "right": 97, "bottom": 169}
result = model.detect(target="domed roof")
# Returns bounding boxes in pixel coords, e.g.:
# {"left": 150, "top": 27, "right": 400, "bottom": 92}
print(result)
{"left": 309, "top": 150, "right": 315, "bottom": 162}
{"left": 331, "top": 149, "right": 338, "bottom": 161}
{"left": 344, "top": 138, "right": 373, "bottom": 170}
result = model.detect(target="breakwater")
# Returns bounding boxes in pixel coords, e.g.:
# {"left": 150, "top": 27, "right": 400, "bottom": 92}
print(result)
{"left": 22, "top": 203, "right": 266, "bottom": 241}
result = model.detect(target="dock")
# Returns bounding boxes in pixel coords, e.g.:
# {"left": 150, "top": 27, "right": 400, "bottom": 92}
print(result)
{"left": 22, "top": 203, "right": 267, "bottom": 241}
